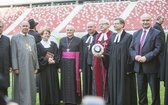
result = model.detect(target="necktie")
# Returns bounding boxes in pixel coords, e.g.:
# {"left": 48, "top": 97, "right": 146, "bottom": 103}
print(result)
{"left": 139, "top": 30, "right": 146, "bottom": 55}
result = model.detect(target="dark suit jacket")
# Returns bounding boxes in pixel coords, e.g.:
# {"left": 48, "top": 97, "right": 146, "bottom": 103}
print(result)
{"left": 153, "top": 22, "right": 165, "bottom": 50}
{"left": 0, "top": 35, "right": 11, "bottom": 87}
{"left": 28, "top": 30, "right": 41, "bottom": 44}
{"left": 129, "top": 27, "right": 162, "bottom": 73}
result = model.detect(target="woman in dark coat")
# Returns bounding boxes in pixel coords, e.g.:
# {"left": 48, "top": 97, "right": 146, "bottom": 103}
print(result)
{"left": 37, "top": 27, "right": 60, "bottom": 105}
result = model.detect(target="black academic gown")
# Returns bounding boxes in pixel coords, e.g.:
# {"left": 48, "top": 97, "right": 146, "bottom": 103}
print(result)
{"left": 153, "top": 22, "right": 165, "bottom": 50}
{"left": 59, "top": 36, "right": 82, "bottom": 104}
{"left": 81, "top": 32, "right": 98, "bottom": 96}
{"left": 0, "top": 35, "right": 11, "bottom": 96}
{"left": 37, "top": 41, "right": 60, "bottom": 105}
{"left": 160, "top": 35, "right": 168, "bottom": 105}
{"left": 0, "top": 74, "right": 8, "bottom": 105}
{"left": 104, "top": 31, "right": 137, "bottom": 105}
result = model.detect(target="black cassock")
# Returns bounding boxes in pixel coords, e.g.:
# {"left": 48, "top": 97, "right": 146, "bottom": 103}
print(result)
{"left": 81, "top": 32, "right": 98, "bottom": 96}
{"left": 0, "top": 35, "right": 11, "bottom": 96}
{"left": 37, "top": 41, "right": 60, "bottom": 105}
{"left": 59, "top": 36, "right": 82, "bottom": 104}
{"left": 104, "top": 31, "right": 137, "bottom": 105}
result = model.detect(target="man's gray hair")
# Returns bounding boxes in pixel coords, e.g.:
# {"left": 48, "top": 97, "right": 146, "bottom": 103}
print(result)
{"left": 157, "top": 15, "right": 164, "bottom": 20}
{"left": 0, "top": 20, "right": 4, "bottom": 27}
{"left": 99, "top": 18, "right": 110, "bottom": 25}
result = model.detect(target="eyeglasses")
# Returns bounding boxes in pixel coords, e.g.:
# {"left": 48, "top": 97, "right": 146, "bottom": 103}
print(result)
{"left": 99, "top": 23, "right": 108, "bottom": 26}
{"left": 113, "top": 23, "right": 120, "bottom": 25}
{"left": 142, "top": 20, "right": 150, "bottom": 22}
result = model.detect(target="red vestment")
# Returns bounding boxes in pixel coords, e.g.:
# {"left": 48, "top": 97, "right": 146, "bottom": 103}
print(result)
{"left": 93, "top": 30, "right": 112, "bottom": 97}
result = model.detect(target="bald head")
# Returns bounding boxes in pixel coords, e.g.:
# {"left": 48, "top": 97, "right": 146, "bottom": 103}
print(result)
{"left": 140, "top": 13, "right": 152, "bottom": 29}
{"left": 141, "top": 13, "right": 151, "bottom": 20}
{"left": 87, "top": 22, "right": 95, "bottom": 27}
{"left": 87, "top": 21, "right": 96, "bottom": 35}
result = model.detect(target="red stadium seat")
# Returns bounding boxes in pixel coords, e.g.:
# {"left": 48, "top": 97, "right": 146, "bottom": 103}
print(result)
{"left": 9, "top": 5, "right": 75, "bottom": 35}
{"left": 60, "top": 1, "right": 130, "bottom": 32}
{"left": 0, "top": 7, "right": 28, "bottom": 30}
{"left": 124, "top": 1, "right": 168, "bottom": 30}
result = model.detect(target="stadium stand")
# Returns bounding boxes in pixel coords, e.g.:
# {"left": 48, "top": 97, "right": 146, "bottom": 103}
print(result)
{"left": 0, "top": 7, "right": 28, "bottom": 30}
{"left": 0, "top": 0, "right": 167, "bottom": 35}
{"left": 60, "top": 1, "right": 130, "bottom": 32}
{"left": 124, "top": 0, "right": 168, "bottom": 30}
{"left": 9, "top": 5, "right": 75, "bottom": 35}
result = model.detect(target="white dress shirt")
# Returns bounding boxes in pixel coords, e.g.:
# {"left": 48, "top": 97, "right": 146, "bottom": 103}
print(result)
{"left": 140, "top": 27, "right": 151, "bottom": 42}
{"left": 20, "top": 32, "right": 28, "bottom": 36}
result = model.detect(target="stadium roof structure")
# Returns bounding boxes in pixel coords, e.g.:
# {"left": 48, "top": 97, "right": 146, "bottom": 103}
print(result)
{"left": 0, "top": 0, "right": 82, "bottom": 6}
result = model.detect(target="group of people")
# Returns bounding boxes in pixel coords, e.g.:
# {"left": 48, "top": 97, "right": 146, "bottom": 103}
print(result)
{"left": 0, "top": 13, "right": 167, "bottom": 105}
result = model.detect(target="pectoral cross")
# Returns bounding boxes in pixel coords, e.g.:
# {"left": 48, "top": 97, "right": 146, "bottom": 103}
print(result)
{"left": 103, "top": 42, "right": 107, "bottom": 48}
{"left": 87, "top": 45, "right": 91, "bottom": 49}
{"left": 25, "top": 43, "right": 31, "bottom": 51}
{"left": 67, "top": 49, "right": 70, "bottom": 52}
{"left": 26, "top": 43, "right": 29, "bottom": 50}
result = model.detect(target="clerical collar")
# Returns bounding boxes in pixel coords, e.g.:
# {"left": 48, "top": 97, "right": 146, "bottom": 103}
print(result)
{"left": 40, "top": 40, "right": 51, "bottom": 48}
{"left": 20, "top": 32, "right": 28, "bottom": 36}
{"left": 117, "top": 29, "right": 123, "bottom": 35}
{"left": 85, "top": 35, "right": 93, "bottom": 44}
{"left": 89, "top": 33, "right": 93, "bottom": 36}
{"left": 114, "top": 30, "right": 123, "bottom": 43}
{"left": 98, "top": 32, "right": 108, "bottom": 41}
{"left": 67, "top": 36, "right": 74, "bottom": 42}
{"left": 88, "top": 31, "right": 96, "bottom": 36}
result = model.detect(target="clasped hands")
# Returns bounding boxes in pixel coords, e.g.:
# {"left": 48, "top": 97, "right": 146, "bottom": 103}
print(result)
{"left": 94, "top": 54, "right": 104, "bottom": 58}
{"left": 135, "top": 55, "right": 146, "bottom": 63}
{"left": 48, "top": 58, "right": 55, "bottom": 64}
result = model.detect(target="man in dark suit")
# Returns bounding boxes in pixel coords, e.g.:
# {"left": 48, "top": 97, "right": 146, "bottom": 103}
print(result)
{"left": 129, "top": 13, "right": 162, "bottom": 105}
{"left": 28, "top": 19, "right": 41, "bottom": 92}
{"left": 0, "top": 20, "right": 11, "bottom": 96}
{"left": 153, "top": 15, "right": 165, "bottom": 84}
{"left": 28, "top": 19, "right": 41, "bottom": 43}
{"left": 153, "top": 15, "right": 165, "bottom": 51}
